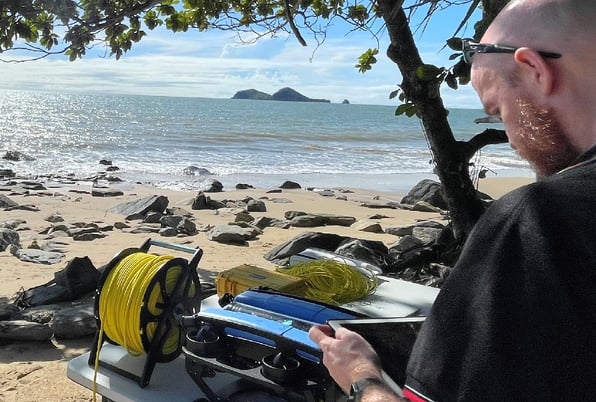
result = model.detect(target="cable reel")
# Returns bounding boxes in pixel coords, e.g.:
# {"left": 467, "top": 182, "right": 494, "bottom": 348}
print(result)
{"left": 88, "top": 239, "right": 203, "bottom": 388}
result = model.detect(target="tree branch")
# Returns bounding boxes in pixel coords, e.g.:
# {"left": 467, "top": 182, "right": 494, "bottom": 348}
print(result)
{"left": 462, "top": 128, "right": 508, "bottom": 161}
{"left": 284, "top": 0, "right": 307, "bottom": 46}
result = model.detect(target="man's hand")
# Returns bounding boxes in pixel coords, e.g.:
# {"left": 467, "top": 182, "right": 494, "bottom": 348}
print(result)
{"left": 308, "top": 323, "right": 384, "bottom": 394}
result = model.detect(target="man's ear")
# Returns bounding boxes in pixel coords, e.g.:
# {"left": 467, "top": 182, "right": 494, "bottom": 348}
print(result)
{"left": 513, "top": 47, "right": 556, "bottom": 95}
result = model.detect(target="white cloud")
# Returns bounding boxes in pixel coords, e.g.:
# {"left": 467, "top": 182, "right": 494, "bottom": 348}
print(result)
{"left": 1, "top": 23, "right": 482, "bottom": 108}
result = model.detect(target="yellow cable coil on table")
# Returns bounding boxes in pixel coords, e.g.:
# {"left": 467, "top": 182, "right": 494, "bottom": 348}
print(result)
{"left": 278, "top": 260, "right": 378, "bottom": 305}
{"left": 97, "top": 252, "right": 196, "bottom": 357}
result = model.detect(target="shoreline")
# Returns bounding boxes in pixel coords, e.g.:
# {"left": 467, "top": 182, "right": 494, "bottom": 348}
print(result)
{"left": 0, "top": 175, "right": 533, "bottom": 402}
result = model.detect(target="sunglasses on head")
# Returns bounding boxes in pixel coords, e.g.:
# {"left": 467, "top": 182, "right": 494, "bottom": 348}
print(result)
{"left": 462, "top": 39, "right": 562, "bottom": 64}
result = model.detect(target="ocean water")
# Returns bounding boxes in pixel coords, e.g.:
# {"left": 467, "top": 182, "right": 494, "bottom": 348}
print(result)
{"left": 0, "top": 89, "right": 532, "bottom": 194}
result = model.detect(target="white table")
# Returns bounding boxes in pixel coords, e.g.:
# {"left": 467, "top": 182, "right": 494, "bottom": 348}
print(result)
{"left": 67, "top": 277, "right": 439, "bottom": 401}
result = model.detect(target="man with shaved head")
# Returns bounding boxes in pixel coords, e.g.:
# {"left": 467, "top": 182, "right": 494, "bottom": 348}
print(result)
{"left": 310, "top": 0, "right": 596, "bottom": 400}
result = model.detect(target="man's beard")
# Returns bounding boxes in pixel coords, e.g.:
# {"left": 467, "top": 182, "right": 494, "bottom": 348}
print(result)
{"left": 515, "top": 98, "right": 578, "bottom": 178}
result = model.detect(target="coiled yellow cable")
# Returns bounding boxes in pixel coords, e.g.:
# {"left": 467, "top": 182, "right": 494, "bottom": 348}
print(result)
{"left": 278, "top": 260, "right": 378, "bottom": 305}
{"left": 97, "top": 252, "right": 195, "bottom": 355}
{"left": 92, "top": 251, "right": 197, "bottom": 401}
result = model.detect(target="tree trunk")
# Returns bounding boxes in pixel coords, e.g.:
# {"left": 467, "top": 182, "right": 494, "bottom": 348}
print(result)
{"left": 377, "top": 0, "right": 487, "bottom": 241}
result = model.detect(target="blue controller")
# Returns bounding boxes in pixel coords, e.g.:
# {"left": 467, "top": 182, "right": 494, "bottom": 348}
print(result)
{"left": 191, "top": 289, "right": 361, "bottom": 360}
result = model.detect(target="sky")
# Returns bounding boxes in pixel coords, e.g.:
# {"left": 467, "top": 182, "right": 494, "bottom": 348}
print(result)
{"left": 0, "top": 3, "right": 484, "bottom": 108}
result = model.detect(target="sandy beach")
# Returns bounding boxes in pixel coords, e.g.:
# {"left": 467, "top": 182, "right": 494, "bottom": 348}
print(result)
{"left": 0, "top": 176, "right": 532, "bottom": 402}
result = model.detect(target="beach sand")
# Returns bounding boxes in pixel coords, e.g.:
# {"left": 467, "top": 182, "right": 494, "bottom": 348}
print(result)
{"left": 0, "top": 176, "right": 533, "bottom": 402}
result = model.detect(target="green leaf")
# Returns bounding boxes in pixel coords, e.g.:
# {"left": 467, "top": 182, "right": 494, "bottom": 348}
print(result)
{"left": 405, "top": 105, "right": 417, "bottom": 117}
{"left": 395, "top": 104, "right": 409, "bottom": 116}
{"left": 355, "top": 48, "right": 379, "bottom": 74}
{"left": 416, "top": 64, "right": 443, "bottom": 81}
{"left": 445, "top": 73, "right": 458, "bottom": 90}
{"left": 446, "top": 37, "right": 463, "bottom": 51}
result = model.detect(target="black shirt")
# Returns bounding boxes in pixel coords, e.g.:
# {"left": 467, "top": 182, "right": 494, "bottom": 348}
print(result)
{"left": 405, "top": 149, "right": 596, "bottom": 401}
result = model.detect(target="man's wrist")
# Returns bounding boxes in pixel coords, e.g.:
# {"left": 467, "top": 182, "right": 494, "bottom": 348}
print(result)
{"left": 347, "top": 377, "right": 389, "bottom": 402}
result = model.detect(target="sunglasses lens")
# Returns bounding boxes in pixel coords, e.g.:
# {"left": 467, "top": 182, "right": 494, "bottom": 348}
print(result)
{"left": 462, "top": 41, "right": 474, "bottom": 64}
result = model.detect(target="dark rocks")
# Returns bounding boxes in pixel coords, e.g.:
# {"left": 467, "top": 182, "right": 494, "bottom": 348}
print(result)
{"left": 160, "top": 215, "right": 197, "bottom": 235}
{"left": 350, "top": 221, "right": 384, "bottom": 233}
{"left": 280, "top": 181, "right": 301, "bottom": 189}
{"left": 0, "top": 298, "right": 18, "bottom": 320}
{"left": 109, "top": 195, "right": 169, "bottom": 216}
{"left": 0, "top": 219, "right": 27, "bottom": 230}
{"left": 235, "top": 212, "right": 255, "bottom": 224}
{"left": 264, "top": 231, "right": 390, "bottom": 270}
{"left": 72, "top": 232, "right": 107, "bottom": 241}
{"left": 5, "top": 203, "right": 40, "bottom": 212}
{"left": 143, "top": 211, "right": 163, "bottom": 224}
{"left": 285, "top": 212, "right": 357, "bottom": 228}
{"left": 12, "top": 248, "right": 65, "bottom": 265}
{"left": 411, "top": 201, "right": 444, "bottom": 213}
{"left": 334, "top": 238, "right": 390, "bottom": 269}
{"left": 207, "top": 224, "right": 258, "bottom": 244}
{"left": 197, "top": 178, "right": 223, "bottom": 193}
{"left": 264, "top": 232, "right": 351, "bottom": 262}
{"left": 0, "top": 229, "right": 20, "bottom": 252}
{"left": 386, "top": 220, "right": 445, "bottom": 237}
{"left": 158, "top": 227, "right": 178, "bottom": 237}
{"left": 0, "top": 194, "right": 19, "bottom": 209}
{"left": 246, "top": 199, "right": 266, "bottom": 212}
{"left": 2, "top": 150, "right": 34, "bottom": 161}
{"left": 45, "top": 213, "right": 65, "bottom": 223}
{"left": 270, "top": 197, "right": 293, "bottom": 204}
{"left": 191, "top": 192, "right": 226, "bottom": 210}
{"left": 401, "top": 179, "right": 447, "bottom": 210}
{"left": 0, "top": 169, "right": 15, "bottom": 178}
{"left": 91, "top": 188, "right": 124, "bottom": 197}
{"left": 358, "top": 200, "right": 401, "bottom": 209}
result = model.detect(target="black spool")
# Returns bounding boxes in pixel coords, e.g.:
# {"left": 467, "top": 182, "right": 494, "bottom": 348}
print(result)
{"left": 88, "top": 239, "right": 203, "bottom": 387}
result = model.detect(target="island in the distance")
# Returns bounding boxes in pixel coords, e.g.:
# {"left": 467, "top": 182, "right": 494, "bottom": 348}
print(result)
{"left": 231, "top": 87, "right": 331, "bottom": 103}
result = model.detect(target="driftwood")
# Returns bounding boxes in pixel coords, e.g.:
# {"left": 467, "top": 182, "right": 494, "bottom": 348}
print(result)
{"left": 0, "top": 319, "right": 53, "bottom": 341}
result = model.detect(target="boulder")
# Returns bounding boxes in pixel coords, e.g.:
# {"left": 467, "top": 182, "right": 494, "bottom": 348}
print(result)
{"left": 91, "top": 188, "right": 124, "bottom": 197}
{"left": 197, "top": 178, "right": 223, "bottom": 193}
{"left": 0, "top": 228, "right": 20, "bottom": 251}
{"left": 350, "top": 221, "right": 384, "bottom": 233}
{"left": 401, "top": 179, "right": 447, "bottom": 210}
{"left": 263, "top": 232, "right": 349, "bottom": 262}
{"left": 0, "top": 169, "right": 15, "bottom": 177}
{"left": 334, "top": 238, "right": 390, "bottom": 269}
{"left": 280, "top": 181, "right": 301, "bottom": 189}
{"left": 246, "top": 199, "right": 267, "bottom": 212}
{"left": 2, "top": 150, "right": 34, "bottom": 161}
{"left": 207, "top": 224, "right": 256, "bottom": 244}
{"left": 0, "top": 194, "right": 19, "bottom": 209}
{"left": 14, "top": 248, "right": 65, "bottom": 265}
{"left": 109, "top": 195, "right": 169, "bottom": 216}
{"left": 288, "top": 213, "right": 357, "bottom": 228}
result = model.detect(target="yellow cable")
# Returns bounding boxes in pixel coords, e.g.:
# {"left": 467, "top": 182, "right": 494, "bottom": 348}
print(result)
{"left": 278, "top": 260, "right": 378, "bottom": 305}
{"left": 92, "top": 251, "right": 197, "bottom": 401}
